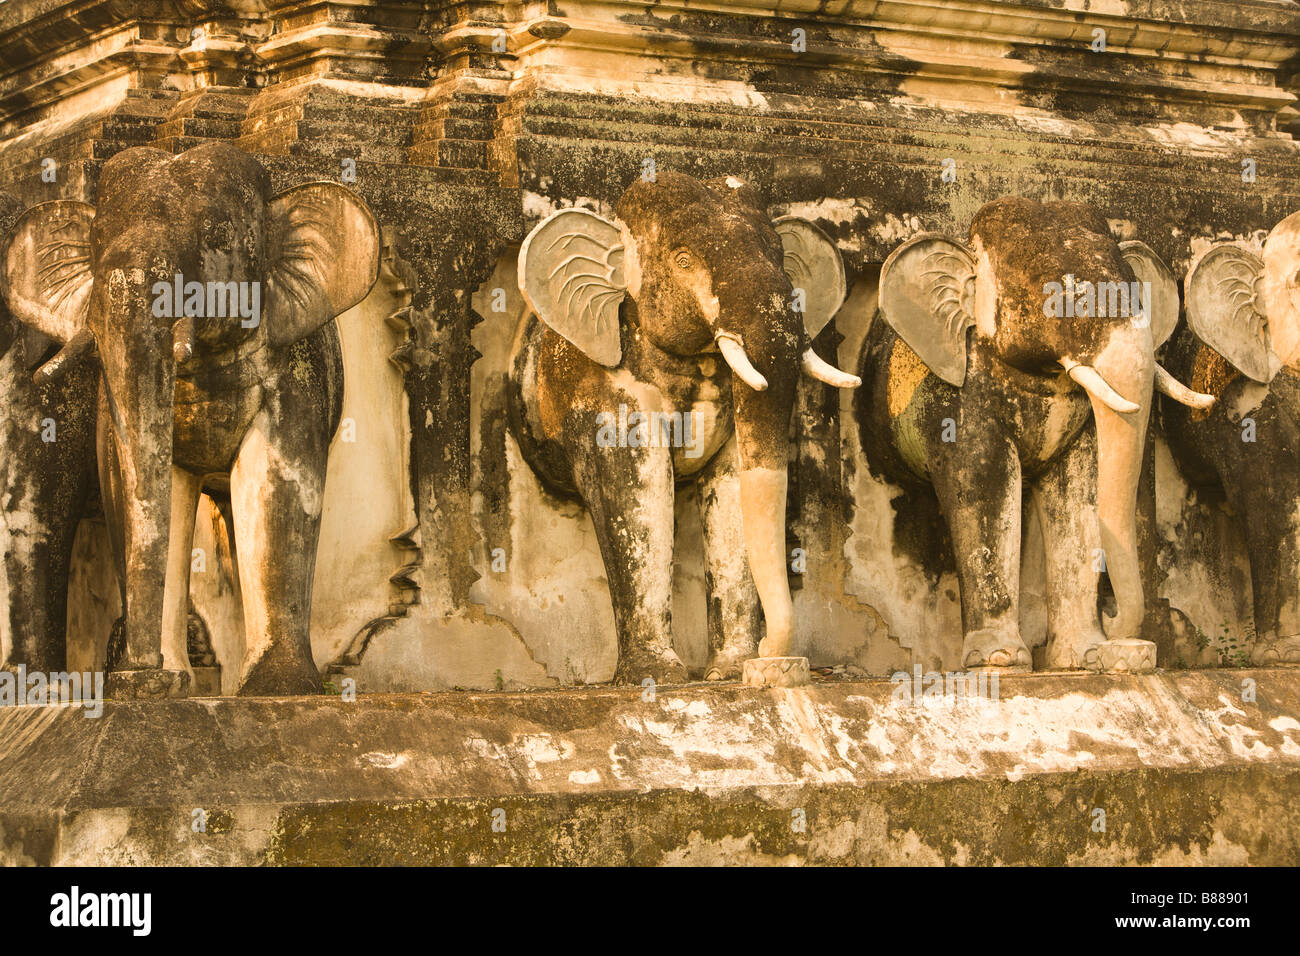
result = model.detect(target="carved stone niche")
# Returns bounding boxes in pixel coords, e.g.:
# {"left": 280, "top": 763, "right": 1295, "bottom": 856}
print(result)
{"left": 0, "top": 141, "right": 381, "bottom": 698}
{"left": 507, "top": 171, "right": 857, "bottom": 687}
{"left": 1157, "top": 214, "right": 1300, "bottom": 668}
{"left": 865, "top": 197, "right": 1211, "bottom": 676}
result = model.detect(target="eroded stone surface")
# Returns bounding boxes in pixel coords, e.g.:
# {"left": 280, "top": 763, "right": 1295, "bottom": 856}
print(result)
{"left": 1, "top": 669, "right": 1297, "bottom": 864}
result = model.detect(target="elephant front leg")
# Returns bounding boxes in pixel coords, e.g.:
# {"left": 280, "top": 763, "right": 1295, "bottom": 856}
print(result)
{"left": 931, "top": 434, "right": 1031, "bottom": 671}
{"left": 98, "top": 397, "right": 191, "bottom": 699}
{"left": 572, "top": 436, "right": 688, "bottom": 686}
{"left": 1032, "top": 428, "right": 1106, "bottom": 670}
{"left": 697, "top": 435, "right": 762, "bottom": 680}
{"left": 161, "top": 467, "right": 203, "bottom": 680}
{"left": 1217, "top": 438, "right": 1300, "bottom": 666}
{"left": 229, "top": 410, "right": 327, "bottom": 695}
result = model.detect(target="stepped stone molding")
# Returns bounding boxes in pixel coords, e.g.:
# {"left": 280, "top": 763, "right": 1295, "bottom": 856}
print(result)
{"left": 3, "top": 2, "right": 1298, "bottom": 130}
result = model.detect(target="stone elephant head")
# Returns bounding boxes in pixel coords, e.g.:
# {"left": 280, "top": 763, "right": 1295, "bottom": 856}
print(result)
{"left": 1182, "top": 215, "right": 1300, "bottom": 386}
{"left": 0, "top": 142, "right": 380, "bottom": 695}
{"left": 1166, "top": 211, "right": 1300, "bottom": 663}
{"left": 517, "top": 172, "right": 858, "bottom": 667}
{"left": 877, "top": 197, "right": 1209, "bottom": 656}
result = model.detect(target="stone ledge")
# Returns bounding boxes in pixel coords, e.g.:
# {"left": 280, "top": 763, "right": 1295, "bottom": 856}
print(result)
{"left": 1, "top": 668, "right": 1297, "bottom": 864}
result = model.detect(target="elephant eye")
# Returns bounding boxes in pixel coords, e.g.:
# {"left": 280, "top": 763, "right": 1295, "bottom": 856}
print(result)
{"left": 672, "top": 250, "right": 693, "bottom": 270}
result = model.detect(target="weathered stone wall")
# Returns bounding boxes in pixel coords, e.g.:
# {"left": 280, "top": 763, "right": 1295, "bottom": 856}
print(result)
{"left": 1, "top": 0, "right": 1299, "bottom": 688}
{"left": 2, "top": 670, "right": 1298, "bottom": 864}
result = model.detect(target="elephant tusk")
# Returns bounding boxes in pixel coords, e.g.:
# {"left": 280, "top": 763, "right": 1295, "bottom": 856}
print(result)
{"left": 1062, "top": 358, "right": 1140, "bottom": 414}
{"left": 716, "top": 333, "right": 768, "bottom": 391}
{"left": 173, "top": 316, "right": 197, "bottom": 363}
{"left": 1155, "top": 364, "right": 1215, "bottom": 409}
{"left": 802, "top": 348, "right": 861, "bottom": 388}
{"left": 32, "top": 328, "right": 95, "bottom": 385}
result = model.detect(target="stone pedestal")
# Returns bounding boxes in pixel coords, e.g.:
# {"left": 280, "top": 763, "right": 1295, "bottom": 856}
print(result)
{"left": 743, "top": 656, "right": 810, "bottom": 688}
{"left": 190, "top": 666, "right": 223, "bottom": 697}
{"left": 1098, "top": 639, "right": 1156, "bottom": 674}
{"left": 104, "top": 669, "right": 191, "bottom": 700}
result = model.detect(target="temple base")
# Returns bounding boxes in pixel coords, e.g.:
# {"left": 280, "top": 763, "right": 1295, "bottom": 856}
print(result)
{"left": 3, "top": 669, "right": 1299, "bottom": 865}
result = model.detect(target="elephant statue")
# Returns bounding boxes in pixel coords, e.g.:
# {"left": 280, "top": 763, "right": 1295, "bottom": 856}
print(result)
{"left": 508, "top": 172, "right": 860, "bottom": 683}
{"left": 1, "top": 142, "right": 380, "bottom": 696}
{"left": 1160, "top": 212, "right": 1300, "bottom": 665}
{"left": 860, "top": 197, "right": 1211, "bottom": 671}
{"left": 0, "top": 191, "right": 98, "bottom": 674}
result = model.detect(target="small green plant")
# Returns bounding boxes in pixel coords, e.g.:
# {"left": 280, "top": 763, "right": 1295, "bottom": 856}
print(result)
{"left": 1217, "top": 620, "right": 1251, "bottom": 668}
{"left": 1193, "top": 627, "right": 1210, "bottom": 652}
{"left": 563, "top": 656, "right": 585, "bottom": 685}
{"left": 495, "top": 668, "right": 504, "bottom": 691}
{"left": 321, "top": 679, "right": 339, "bottom": 695}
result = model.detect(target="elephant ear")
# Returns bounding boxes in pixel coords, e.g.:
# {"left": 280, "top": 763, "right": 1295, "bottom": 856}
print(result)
{"left": 1, "top": 200, "right": 95, "bottom": 344}
{"left": 518, "top": 208, "right": 626, "bottom": 368}
{"left": 263, "top": 182, "right": 381, "bottom": 348}
{"left": 1119, "top": 241, "right": 1179, "bottom": 348}
{"left": 1184, "top": 243, "right": 1274, "bottom": 384}
{"left": 1261, "top": 209, "right": 1300, "bottom": 370}
{"left": 878, "top": 233, "right": 976, "bottom": 387}
{"left": 771, "top": 216, "right": 846, "bottom": 339}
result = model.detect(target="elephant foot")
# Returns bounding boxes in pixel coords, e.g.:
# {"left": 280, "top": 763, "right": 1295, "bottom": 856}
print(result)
{"left": 1251, "top": 634, "right": 1300, "bottom": 666}
{"left": 614, "top": 644, "right": 689, "bottom": 686}
{"left": 703, "top": 644, "right": 756, "bottom": 682}
{"left": 963, "top": 629, "right": 1031, "bottom": 672}
{"left": 105, "top": 668, "right": 191, "bottom": 701}
{"left": 238, "top": 653, "right": 324, "bottom": 696}
{"left": 1044, "top": 628, "right": 1105, "bottom": 672}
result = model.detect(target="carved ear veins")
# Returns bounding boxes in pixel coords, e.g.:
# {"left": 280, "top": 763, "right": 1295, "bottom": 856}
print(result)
{"left": 264, "top": 182, "right": 381, "bottom": 348}
{"left": 878, "top": 233, "right": 976, "bottom": 387}
{"left": 1, "top": 200, "right": 95, "bottom": 344}
{"left": 1184, "top": 244, "right": 1274, "bottom": 384}
{"left": 771, "top": 216, "right": 846, "bottom": 340}
{"left": 1262, "top": 209, "right": 1300, "bottom": 371}
{"left": 1119, "top": 241, "right": 1179, "bottom": 348}
{"left": 518, "top": 208, "right": 626, "bottom": 368}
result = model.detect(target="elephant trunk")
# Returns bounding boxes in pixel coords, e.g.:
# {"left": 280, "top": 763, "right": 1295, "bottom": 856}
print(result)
{"left": 1074, "top": 327, "right": 1154, "bottom": 642}
{"left": 97, "top": 267, "right": 178, "bottom": 669}
{"left": 717, "top": 290, "right": 802, "bottom": 658}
